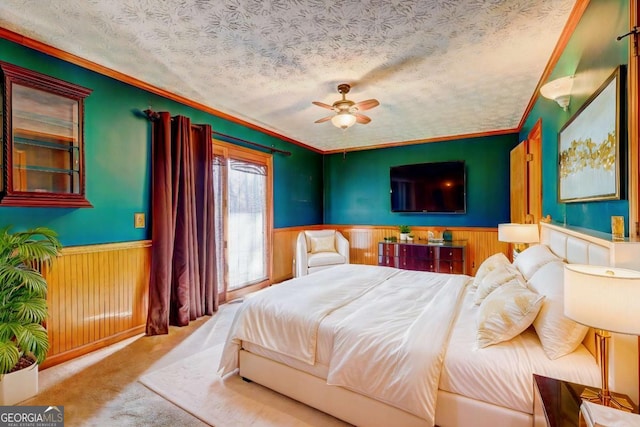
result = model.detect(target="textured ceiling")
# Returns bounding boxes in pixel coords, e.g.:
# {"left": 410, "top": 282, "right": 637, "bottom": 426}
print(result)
{"left": 0, "top": 0, "right": 576, "bottom": 152}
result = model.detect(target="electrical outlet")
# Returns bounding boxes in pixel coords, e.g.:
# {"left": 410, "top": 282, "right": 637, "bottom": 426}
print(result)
{"left": 134, "top": 213, "right": 145, "bottom": 229}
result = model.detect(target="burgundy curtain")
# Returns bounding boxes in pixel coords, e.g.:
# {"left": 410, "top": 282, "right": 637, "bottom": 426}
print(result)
{"left": 146, "top": 112, "right": 218, "bottom": 336}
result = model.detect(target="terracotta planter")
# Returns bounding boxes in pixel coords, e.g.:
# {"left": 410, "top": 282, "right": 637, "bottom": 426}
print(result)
{"left": 0, "top": 362, "right": 38, "bottom": 405}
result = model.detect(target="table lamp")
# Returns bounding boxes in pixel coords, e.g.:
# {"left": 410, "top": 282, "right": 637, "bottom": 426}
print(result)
{"left": 497, "top": 223, "right": 539, "bottom": 260}
{"left": 564, "top": 264, "right": 640, "bottom": 411}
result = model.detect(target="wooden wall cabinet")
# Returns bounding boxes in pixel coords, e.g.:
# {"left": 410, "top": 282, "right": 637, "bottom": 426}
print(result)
{"left": 378, "top": 240, "right": 466, "bottom": 274}
{"left": 0, "top": 61, "right": 92, "bottom": 207}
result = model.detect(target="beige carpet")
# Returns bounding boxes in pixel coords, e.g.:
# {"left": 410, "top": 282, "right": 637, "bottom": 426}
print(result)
{"left": 139, "top": 339, "right": 349, "bottom": 427}
{"left": 24, "top": 300, "right": 348, "bottom": 426}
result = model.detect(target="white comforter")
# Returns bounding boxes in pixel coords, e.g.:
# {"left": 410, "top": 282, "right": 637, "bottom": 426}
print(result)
{"left": 218, "top": 264, "right": 401, "bottom": 371}
{"left": 327, "top": 269, "right": 469, "bottom": 424}
{"left": 218, "top": 264, "right": 471, "bottom": 425}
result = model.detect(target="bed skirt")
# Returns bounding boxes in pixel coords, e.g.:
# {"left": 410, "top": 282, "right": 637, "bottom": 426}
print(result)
{"left": 238, "top": 349, "right": 532, "bottom": 427}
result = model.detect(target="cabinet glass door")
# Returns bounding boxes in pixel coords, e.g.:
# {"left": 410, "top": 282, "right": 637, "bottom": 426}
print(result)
{"left": 12, "top": 84, "right": 80, "bottom": 193}
{"left": 0, "top": 61, "right": 92, "bottom": 207}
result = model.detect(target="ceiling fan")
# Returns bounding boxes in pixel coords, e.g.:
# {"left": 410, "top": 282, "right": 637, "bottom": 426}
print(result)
{"left": 313, "top": 84, "right": 380, "bottom": 129}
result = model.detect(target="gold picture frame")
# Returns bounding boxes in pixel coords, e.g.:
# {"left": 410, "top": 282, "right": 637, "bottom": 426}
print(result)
{"left": 558, "top": 66, "right": 624, "bottom": 203}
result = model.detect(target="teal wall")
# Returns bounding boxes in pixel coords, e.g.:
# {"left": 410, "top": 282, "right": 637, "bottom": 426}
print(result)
{"left": 0, "top": 39, "right": 324, "bottom": 246}
{"left": 520, "top": 0, "right": 629, "bottom": 234}
{"left": 4, "top": 0, "right": 627, "bottom": 242}
{"left": 324, "top": 134, "right": 518, "bottom": 227}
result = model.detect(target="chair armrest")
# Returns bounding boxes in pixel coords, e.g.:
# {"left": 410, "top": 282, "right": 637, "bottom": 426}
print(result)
{"left": 295, "top": 232, "right": 309, "bottom": 277}
{"left": 335, "top": 231, "right": 350, "bottom": 264}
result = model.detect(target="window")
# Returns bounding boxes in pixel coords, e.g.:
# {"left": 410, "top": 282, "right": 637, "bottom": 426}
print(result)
{"left": 227, "top": 158, "right": 268, "bottom": 289}
{"left": 213, "top": 140, "right": 273, "bottom": 302}
{"left": 0, "top": 61, "right": 92, "bottom": 207}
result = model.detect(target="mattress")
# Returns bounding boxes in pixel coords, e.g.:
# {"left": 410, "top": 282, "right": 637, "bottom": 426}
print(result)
{"left": 242, "top": 268, "right": 464, "bottom": 378}
{"left": 241, "top": 292, "right": 343, "bottom": 379}
{"left": 439, "top": 287, "right": 601, "bottom": 414}
{"left": 223, "top": 265, "right": 470, "bottom": 425}
{"left": 230, "top": 266, "right": 600, "bottom": 417}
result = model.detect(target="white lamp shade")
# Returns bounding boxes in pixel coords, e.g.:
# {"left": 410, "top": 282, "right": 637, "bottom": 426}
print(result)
{"left": 540, "top": 75, "right": 574, "bottom": 109}
{"left": 564, "top": 264, "right": 640, "bottom": 335}
{"left": 331, "top": 111, "right": 356, "bottom": 129}
{"left": 497, "top": 223, "right": 540, "bottom": 244}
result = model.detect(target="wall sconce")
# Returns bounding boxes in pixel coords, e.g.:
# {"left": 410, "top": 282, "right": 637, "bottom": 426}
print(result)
{"left": 540, "top": 75, "right": 574, "bottom": 111}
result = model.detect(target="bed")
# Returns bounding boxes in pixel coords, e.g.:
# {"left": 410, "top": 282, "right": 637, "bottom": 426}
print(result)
{"left": 218, "top": 222, "right": 640, "bottom": 427}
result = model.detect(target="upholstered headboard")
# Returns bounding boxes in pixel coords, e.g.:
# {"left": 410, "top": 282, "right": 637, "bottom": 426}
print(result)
{"left": 540, "top": 222, "right": 640, "bottom": 270}
{"left": 539, "top": 222, "right": 640, "bottom": 404}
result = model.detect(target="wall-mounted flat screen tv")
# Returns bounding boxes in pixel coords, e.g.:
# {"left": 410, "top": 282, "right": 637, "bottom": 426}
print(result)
{"left": 390, "top": 161, "right": 466, "bottom": 213}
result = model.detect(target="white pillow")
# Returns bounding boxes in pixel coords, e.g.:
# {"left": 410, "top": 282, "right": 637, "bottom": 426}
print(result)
{"left": 527, "top": 261, "right": 589, "bottom": 359}
{"left": 477, "top": 279, "right": 545, "bottom": 348}
{"left": 309, "top": 235, "right": 336, "bottom": 253}
{"left": 474, "top": 262, "right": 524, "bottom": 305}
{"left": 473, "top": 252, "right": 511, "bottom": 288}
{"left": 514, "top": 244, "right": 562, "bottom": 280}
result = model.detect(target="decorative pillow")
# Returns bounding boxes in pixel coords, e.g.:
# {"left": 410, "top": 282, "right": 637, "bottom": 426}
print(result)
{"left": 474, "top": 262, "right": 525, "bottom": 305}
{"left": 527, "top": 261, "right": 589, "bottom": 359}
{"left": 309, "top": 235, "right": 336, "bottom": 253}
{"left": 472, "top": 252, "right": 511, "bottom": 288}
{"left": 476, "top": 279, "right": 545, "bottom": 348}
{"left": 513, "top": 244, "right": 562, "bottom": 280}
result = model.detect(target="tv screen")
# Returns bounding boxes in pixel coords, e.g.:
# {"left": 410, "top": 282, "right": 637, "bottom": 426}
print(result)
{"left": 390, "top": 161, "right": 466, "bottom": 213}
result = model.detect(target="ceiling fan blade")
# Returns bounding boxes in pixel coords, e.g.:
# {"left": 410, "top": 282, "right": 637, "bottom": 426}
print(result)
{"left": 312, "top": 101, "right": 334, "bottom": 110}
{"left": 354, "top": 99, "right": 380, "bottom": 111}
{"left": 314, "top": 115, "right": 333, "bottom": 124}
{"left": 355, "top": 113, "right": 371, "bottom": 124}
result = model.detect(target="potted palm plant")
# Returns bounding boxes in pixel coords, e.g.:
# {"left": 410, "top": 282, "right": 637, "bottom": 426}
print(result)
{"left": 0, "top": 226, "right": 61, "bottom": 405}
{"left": 399, "top": 225, "right": 411, "bottom": 241}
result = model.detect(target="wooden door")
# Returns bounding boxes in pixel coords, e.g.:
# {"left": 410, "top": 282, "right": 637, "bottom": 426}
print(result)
{"left": 632, "top": 0, "right": 639, "bottom": 238}
{"left": 630, "top": 1, "right": 640, "bottom": 400}
{"left": 510, "top": 142, "right": 527, "bottom": 223}
{"left": 510, "top": 120, "right": 542, "bottom": 224}
{"left": 527, "top": 120, "right": 542, "bottom": 225}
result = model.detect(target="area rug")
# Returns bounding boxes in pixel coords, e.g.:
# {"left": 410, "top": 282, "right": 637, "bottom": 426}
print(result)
{"left": 139, "top": 343, "right": 349, "bottom": 427}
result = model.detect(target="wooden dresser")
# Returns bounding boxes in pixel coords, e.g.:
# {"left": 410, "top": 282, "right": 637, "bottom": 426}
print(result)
{"left": 378, "top": 240, "right": 467, "bottom": 274}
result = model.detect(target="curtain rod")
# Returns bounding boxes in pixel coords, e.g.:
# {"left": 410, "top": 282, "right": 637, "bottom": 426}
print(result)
{"left": 143, "top": 109, "right": 292, "bottom": 156}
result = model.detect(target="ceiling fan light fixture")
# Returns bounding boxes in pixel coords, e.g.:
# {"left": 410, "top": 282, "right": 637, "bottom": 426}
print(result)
{"left": 314, "top": 83, "right": 378, "bottom": 129}
{"left": 331, "top": 111, "right": 357, "bottom": 129}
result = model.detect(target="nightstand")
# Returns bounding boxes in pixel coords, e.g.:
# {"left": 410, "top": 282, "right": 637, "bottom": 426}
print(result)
{"left": 533, "top": 374, "right": 638, "bottom": 427}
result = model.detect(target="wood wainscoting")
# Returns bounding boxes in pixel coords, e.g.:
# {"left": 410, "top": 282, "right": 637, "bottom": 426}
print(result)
{"left": 41, "top": 240, "right": 151, "bottom": 369}
{"left": 273, "top": 225, "right": 510, "bottom": 283}
{"left": 40, "top": 229, "right": 508, "bottom": 367}
{"left": 273, "top": 227, "right": 304, "bottom": 283}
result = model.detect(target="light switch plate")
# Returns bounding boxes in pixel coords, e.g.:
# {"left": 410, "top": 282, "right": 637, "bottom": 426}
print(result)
{"left": 134, "top": 213, "right": 145, "bottom": 229}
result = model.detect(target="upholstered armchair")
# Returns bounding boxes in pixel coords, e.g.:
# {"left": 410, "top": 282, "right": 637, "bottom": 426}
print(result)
{"left": 294, "top": 230, "right": 350, "bottom": 277}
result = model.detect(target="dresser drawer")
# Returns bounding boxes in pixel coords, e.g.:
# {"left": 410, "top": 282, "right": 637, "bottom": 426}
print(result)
{"left": 438, "top": 260, "right": 465, "bottom": 274}
{"left": 378, "top": 255, "right": 398, "bottom": 268}
{"left": 399, "top": 244, "right": 435, "bottom": 258}
{"left": 398, "top": 256, "right": 412, "bottom": 269}
{"left": 439, "top": 247, "right": 463, "bottom": 261}
{"left": 378, "top": 242, "right": 397, "bottom": 257}
{"left": 414, "top": 259, "right": 437, "bottom": 272}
